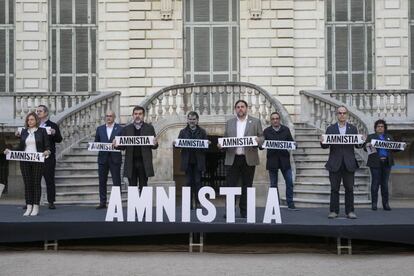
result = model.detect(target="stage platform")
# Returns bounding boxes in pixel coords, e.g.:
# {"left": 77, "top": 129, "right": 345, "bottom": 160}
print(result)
{"left": 1, "top": 205, "right": 414, "bottom": 246}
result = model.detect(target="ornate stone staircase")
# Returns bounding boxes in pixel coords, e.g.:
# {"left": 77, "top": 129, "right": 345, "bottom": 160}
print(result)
{"left": 290, "top": 123, "right": 371, "bottom": 207}
{"left": 55, "top": 138, "right": 126, "bottom": 205}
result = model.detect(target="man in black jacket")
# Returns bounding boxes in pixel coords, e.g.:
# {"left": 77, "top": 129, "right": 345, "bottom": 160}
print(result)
{"left": 263, "top": 112, "right": 296, "bottom": 209}
{"left": 36, "top": 105, "right": 63, "bottom": 209}
{"left": 320, "top": 106, "right": 362, "bottom": 219}
{"left": 175, "top": 111, "right": 208, "bottom": 209}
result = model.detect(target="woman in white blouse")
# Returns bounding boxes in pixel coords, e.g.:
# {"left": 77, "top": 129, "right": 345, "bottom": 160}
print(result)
{"left": 4, "top": 112, "right": 50, "bottom": 216}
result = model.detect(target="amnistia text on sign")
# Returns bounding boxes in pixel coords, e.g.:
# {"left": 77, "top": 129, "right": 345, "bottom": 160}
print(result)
{"left": 6, "top": 151, "right": 45, "bottom": 163}
{"left": 88, "top": 142, "right": 121, "bottom": 152}
{"left": 321, "top": 134, "right": 364, "bottom": 144}
{"left": 115, "top": 136, "right": 154, "bottom": 146}
{"left": 174, "top": 139, "right": 209, "bottom": 149}
{"left": 218, "top": 136, "right": 258, "bottom": 148}
{"left": 262, "top": 140, "right": 296, "bottom": 150}
{"left": 105, "top": 186, "right": 282, "bottom": 224}
{"left": 371, "top": 139, "right": 406, "bottom": 151}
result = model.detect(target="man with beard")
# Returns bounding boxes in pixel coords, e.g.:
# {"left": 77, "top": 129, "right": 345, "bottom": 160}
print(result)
{"left": 116, "top": 106, "right": 158, "bottom": 190}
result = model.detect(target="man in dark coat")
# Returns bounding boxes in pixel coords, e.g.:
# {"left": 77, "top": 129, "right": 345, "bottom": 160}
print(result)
{"left": 321, "top": 106, "right": 363, "bottom": 219}
{"left": 36, "top": 105, "right": 63, "bottom": 209}
{"left": 263, "top": 111, "right": 296, "bottom": 209}
{"left": 95, "top": 110, "right": 123, "bottom": 209}
{"left": 117, "top": 106, "right": 158, "bottom": 190}
{"left": 176, "top": 111, "right": 208, "bottom": 208}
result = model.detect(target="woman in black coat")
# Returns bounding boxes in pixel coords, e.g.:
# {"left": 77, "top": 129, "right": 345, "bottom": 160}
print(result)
{"left": 364, "top": 119, "right": 400, "bottom": 211}
{"left": 4, "top": 112, "right": 50, "bottom": 216}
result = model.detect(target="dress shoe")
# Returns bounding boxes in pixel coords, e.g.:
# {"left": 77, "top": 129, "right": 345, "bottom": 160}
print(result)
{"left": 30, "top": 205, "right": 39, "bottom": 216}
{"left": 23, "top": 205, "right": 33, "bottom": 216}
{"left": 48, "top": 203, "right": 56, "bottom": 209}
{"left": 288, "top": 204, "right": 299, "bottom": 211}
{"left": 346, "top": 212, "right": 357, "bottom": 219}
{"left": 240, "top": 212, "right": 247, "bottom": 218}
{"left": 371, "top": 205, "right": 377, "bottom": 211}
{"left": 328, "top": 212, "right": 338, "bottom": 219}
{"left": 383, "top": 205, "right": 392, "bottom": 211}
{"left": 96, "top": 204, "right": 106, "bottom": 209}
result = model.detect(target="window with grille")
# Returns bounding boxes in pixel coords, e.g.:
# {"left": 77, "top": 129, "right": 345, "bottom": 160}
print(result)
{"left": 326, "top": 0, "right": 374, "bottom": 89}
{"left": 184, "top": 0, "right": 239, "bottom": 83}
{"left": 410, "top": 0, "right": 414, "bottom": 88}
{"left": 49, "top": 0, "right": 97, "bottom": 92}
{"left": 0, "top": 0, "right": 14, "bottom": 93}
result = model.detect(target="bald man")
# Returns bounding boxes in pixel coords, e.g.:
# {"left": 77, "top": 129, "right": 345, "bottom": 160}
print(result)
{"left": 95, "top": 111, "right": 123, "bottom": 209}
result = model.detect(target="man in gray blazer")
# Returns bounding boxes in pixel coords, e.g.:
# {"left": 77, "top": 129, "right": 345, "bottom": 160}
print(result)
{"left": 219, "top": 99, "right": 263, "bottom": 218}
{"left": 321, "top": 106, "right": 362, "bottom": 219}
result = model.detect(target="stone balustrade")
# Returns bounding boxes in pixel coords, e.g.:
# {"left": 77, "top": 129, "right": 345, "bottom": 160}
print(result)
{"left": 141, "top": 82, "right": 293, "bottom": 130}
{"left": 13, "top": 92, "right": 98, "bottom": 119}
{"left": 301, "top": 90, "right": 373, "bottom": 136}
{"left": 322, "top": 90, "right": 414, "bottom": 119}
{"left": 52, "top": 91, "right": 121, "bottom": 159}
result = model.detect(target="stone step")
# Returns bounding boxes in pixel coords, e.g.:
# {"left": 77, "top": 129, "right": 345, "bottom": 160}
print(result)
{"left": 60, "top": 155, "right": 98, "bottom": 162}
{"left": 294, "top": 182, "right": 368, "bottom": 191}
{"left": 55, "top": 167, "right": 100, "bottom": 176}
{"left": 56, "top": 190, "right": 127, "bottom": 202}
{"left": 56, "top": 162, "right": 98, "bottom": 169}
{"left": 295, "top": 175, "right": 369, "bottom": 183}
{"left": 55, "top": 175, "right": 107, "bottom": 184}
{"left": 295, "top": 147, "right": 333, "bottom": 155}
{"left": 284, "top": 197, "right": 371, "bottom": 207}
{"left": 295, "top": 141, "right": 322, "bottom": 148}
{"left": 294, "top": 129, "right": 322, "bottom": 135}
{"left": 293, "top": 189, "right": 369, "bottom": 201}
{"left": 296, "top": 167, "right": 369, "bottom": 175}
{"left": 55, "top": 182, "right": 121, "bottom": 193}
{"left": 55, "top": 199, "right": 125, "bottom": 206}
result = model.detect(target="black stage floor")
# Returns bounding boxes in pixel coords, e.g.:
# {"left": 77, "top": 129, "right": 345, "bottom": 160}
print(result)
{"left": 1, "top": 205, "right": 414, "bottom": 245}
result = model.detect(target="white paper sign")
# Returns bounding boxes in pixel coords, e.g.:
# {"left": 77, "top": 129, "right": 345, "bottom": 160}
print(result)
{"left": 371, "top": 139, "right": 406, "bottom": 151}
{"left": 321, "top": 134, "right": 364, "bottom": 144}
{"left": 88, "top": 142, "right": 120, "bottom": 152}
{"left": 6, "top": 151, "right": 45, "bottom": 163}
{"left": 17, "top": 127, "right": 24, "bottom": 135}
{"left": 262, "top": 140, "right": 296, "bottom": 150}
{"left": 174, "top": 139, "right": 209, "bottom": 149}
{"left": 40, "top": 126, "right": 52, "bottom": 135}
{"left": 218, "top": 136, "right": 258, "bottom": 148}
{"left": 365, "top": 144, "right": 377, "bottom": 155}
{"left": 115, "top": 136, "right": 154, "bottom": 146}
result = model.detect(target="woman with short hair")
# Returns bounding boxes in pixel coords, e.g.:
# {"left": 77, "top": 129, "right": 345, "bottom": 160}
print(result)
{"left": 4, "top": 112, "right": 50, "bottom": 216}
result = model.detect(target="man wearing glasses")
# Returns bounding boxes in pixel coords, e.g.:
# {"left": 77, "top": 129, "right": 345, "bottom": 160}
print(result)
{"left": 320, "top": 106, "right": 362, "bottom": 219}
{"left": 36, "top": 105, "right": 63, "bottom": 209}
{"left": 95, "top": 111, "right": 123, "bottom": 209}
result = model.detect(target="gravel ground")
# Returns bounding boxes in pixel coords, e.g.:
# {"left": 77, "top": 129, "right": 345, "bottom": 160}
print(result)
{"left": 1, "top": 251, "right": 414, "bottom": 276}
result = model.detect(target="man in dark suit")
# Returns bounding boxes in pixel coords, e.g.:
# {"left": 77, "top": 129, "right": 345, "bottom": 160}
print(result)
{"left": 95, "top": 111, "right": 123, "bottom": 209}
{"left": 176, "top": 111, "right": 208, "bottom": 209}
{"left": 116, "top": 106, "right": 158, "bottom": 190}
{"left": 321, "top": 106, "right": 362, "bottom": 219}
{"left": 263, "top": 111, "right": 296, "bottom": 210}
{"left": 219, "top": 99, "right": 263, "bottom": 218}
{"left": 36, "top": 105, "right": 63, "bottom": 209}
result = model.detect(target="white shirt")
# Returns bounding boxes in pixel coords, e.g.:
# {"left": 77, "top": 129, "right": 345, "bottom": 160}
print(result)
{"left": 106, "top": 123, "right": 114, "bottom": 140}
{"left": 338, "top": 123, "right": 347, "bottom": 135}
{"left": 25, "top": 128, "right": 37, "bottom": 153}
{"left": 236, "top": 115, "right": 248, "bottom": 155}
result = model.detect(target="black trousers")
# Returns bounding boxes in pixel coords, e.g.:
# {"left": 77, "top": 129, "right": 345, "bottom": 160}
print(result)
{"left": 370, "top": 160, "right": 391, "bottom": 208}
{"left": 0, "top": 158, "right": 8, "bottom": 192}
{"left": 329, "top": 163, "right": 355, "bottom": 214}
{"left": 20, "top": 161, "right": 44, "bottom": 205}
{"left": 185, "top": 163, "right": 202, "bottom": 207}
{"left": 226, "top": 155, "right": 256, "bottom": 215}
{"left": 128, "top": 161, "right": 148, "bottom": 190}
{"left": 98, "top": 160, "right": 122, "bottom": 205}
{"left": 42, "top": 154, "right": 56, "bottom": 204}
